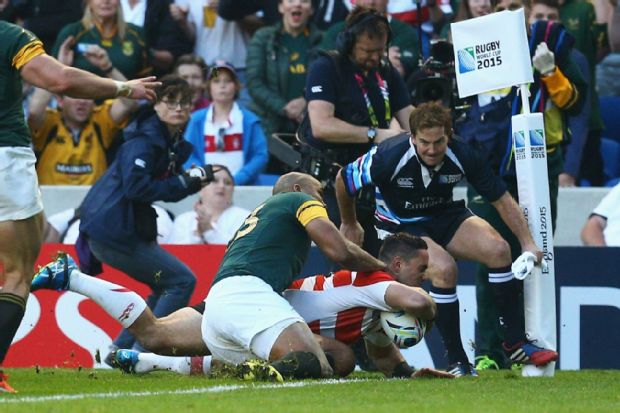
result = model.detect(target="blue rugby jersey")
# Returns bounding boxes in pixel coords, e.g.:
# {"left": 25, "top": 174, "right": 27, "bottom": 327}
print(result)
{"left": 341, "top": 133, "right": 507, "bottom": 227}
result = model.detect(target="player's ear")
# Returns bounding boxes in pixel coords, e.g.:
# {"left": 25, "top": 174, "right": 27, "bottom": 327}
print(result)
{"left": 293, "top": 183, "right": 303, "bottom": 193}
{"left": 391, "top": 256, "right": 401, "bottom": 273}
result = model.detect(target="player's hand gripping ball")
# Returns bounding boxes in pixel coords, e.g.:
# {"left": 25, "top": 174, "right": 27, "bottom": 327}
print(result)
{"left": 380, "top": 310, "right": 427, "bottom": 348}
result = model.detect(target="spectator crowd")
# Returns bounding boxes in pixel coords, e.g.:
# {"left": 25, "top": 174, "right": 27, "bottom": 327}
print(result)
{"left": 3, "top": 0, "right": 617, "bottom": 194}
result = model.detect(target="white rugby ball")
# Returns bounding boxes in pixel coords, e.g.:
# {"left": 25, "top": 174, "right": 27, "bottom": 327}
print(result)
{"left": 380, "top": 310, "right": 426, "bottom": 348}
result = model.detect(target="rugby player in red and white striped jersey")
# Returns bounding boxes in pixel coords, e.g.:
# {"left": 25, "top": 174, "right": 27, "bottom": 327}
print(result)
{"left": 32, "top": 233, "right": 453, "bottom": 379}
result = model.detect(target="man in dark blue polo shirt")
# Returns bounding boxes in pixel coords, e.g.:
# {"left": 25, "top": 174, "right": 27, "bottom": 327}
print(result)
{"left": 305, "top": 6, "right": 413, "bottom": 257}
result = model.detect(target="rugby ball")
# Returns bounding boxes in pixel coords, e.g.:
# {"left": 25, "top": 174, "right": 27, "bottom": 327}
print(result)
{"left": 380, "top": 310, "right": 426, "bottom": 348}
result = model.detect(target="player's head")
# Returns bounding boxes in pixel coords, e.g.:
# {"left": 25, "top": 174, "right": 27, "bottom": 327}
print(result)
{"left": 379, "top": 233, "right": 429, "bottom": 286}
{"left": 273, "top": 172, "right": 325, "bottom": 202}
{"left": 409, "top": 102, "right": 453, "bottom": 167}
{"left": 338, "top": 7, "right": 391, "bottom": 72}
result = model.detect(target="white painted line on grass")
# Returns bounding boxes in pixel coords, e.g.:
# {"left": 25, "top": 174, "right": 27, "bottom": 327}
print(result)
{"left": 0, "top": 378, "right": 379, "bottom": 404}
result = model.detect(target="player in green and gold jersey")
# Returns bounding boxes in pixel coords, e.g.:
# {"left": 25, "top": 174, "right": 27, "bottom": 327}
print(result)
{"left": 202, "top": 172, "right": 386, "bottom": 380}
{"left": 0, "top": 20, "right": 158, "bottom": 393}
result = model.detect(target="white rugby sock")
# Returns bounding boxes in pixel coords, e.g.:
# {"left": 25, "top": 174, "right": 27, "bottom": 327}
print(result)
{"left": 69, "top": 270, "right": 147, "bottom": 328}
{"left": 135, "top": 354, "right": 212, "bottom": 375}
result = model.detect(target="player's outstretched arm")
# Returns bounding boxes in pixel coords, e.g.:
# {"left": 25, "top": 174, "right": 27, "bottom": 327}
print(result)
{"left": 306, "top": 217, "right": 387, "bottom": 273}
{"left": 20, "top": 53, "right": 159, "bottom": 101}
{"left": 491, "top": 192, "right": 542, "bottom": 261}
{"left": 384, "top": 283, "right": 437, "bottom": 321}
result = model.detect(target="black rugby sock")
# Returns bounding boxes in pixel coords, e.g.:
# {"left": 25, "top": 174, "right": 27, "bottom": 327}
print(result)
{"left": 271, "top": 351, "right": 322, "bottom": 379}
{"left": 488, "top": 267, "right": 525, "bottom": 346}
{"left": 0, "top": 293, "right": 26, "bottom": 364}
{"left": 430, "top": 286, "right": 469, "bottom": 365}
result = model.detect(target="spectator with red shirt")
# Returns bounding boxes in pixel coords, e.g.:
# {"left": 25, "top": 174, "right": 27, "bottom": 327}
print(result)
{"left": 183, "top": 61, "right": 268, "bottom": 185}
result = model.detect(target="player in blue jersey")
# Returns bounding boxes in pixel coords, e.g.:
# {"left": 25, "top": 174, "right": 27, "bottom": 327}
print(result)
{"left": 335, "top": 102, "right": 558, "bottom": 376}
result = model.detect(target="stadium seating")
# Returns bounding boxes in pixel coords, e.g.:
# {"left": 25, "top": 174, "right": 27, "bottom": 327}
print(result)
{"left": 600, "top": 137, "right": 620, "bottom": 186}
{"left": 600, "top": 96, "right": 620, "bottom": 142}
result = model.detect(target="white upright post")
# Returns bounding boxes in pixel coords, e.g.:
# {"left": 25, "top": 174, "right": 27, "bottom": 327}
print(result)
{"left": 512, "top": 84, "right": 557, "bottom": 376}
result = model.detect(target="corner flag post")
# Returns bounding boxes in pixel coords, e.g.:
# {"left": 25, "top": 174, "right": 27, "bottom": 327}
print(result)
{"left": 451, "top": 9, "right": 557, "bottom": 377}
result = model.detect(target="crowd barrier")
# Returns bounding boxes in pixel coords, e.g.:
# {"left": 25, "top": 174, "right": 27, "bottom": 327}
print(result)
{"left": 41, "top": 186, "right": 611, "bottom": 246}
{"left": 6, "top": 244, "right": 619, "bottom": 370}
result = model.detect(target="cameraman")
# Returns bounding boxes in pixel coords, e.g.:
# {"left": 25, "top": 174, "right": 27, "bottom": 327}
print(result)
{"left": 78, "top": 76, "right": 209, "bottom": 357}
{"left": 305, "top": 6, "right": 413, "bottom": 256}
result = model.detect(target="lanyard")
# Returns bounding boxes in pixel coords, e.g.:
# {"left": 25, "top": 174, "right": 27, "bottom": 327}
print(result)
{"left": 354, "top": 71, "right": 391, "bottom": 127}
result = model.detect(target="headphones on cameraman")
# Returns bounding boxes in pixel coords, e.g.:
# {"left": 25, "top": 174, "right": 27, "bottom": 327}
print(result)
{"left": 335, "top": 10, "right": 392, "bottom": 56}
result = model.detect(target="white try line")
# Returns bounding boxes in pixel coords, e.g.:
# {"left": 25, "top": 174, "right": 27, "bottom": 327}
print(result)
{"left": 0, "top": 378, "right": 380, "bottom": 404}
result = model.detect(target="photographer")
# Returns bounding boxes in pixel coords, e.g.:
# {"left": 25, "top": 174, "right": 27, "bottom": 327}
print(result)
{"left": 78, "top": 76, "right": 209, "bottom": 357}
{"left": 305, "top": 6, "right": 413, "bottom": 257}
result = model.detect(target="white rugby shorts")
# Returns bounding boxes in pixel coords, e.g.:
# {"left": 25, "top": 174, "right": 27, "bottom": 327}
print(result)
{"left": 0, "top": 147, "right": 43, "bottom": 221}
{"left": 202, "top": 275, "right": 304, "bottom": 364}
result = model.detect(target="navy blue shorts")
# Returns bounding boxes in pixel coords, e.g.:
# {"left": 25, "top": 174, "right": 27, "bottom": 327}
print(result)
{"left": 378, "top": 202, "right": 474, "bottom": 248}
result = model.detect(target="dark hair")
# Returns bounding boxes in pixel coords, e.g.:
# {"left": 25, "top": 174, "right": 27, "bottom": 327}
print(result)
{"left": 345, "top": 7, "right": 390, "bottom": 40}
{"left": 155, "top": 75, "right": 192, "bottom": 104}
{"left": 211, "top": 164, "right": 234, "bottom": 184}
{"left": 378, "top": 233, "right": 428, "bottom": 262}
{"left": 409, "top": 102, "right": 453, "bottom": 136}
{"left": 337, "top": 7, "right": 391, "bottom": 55}
{"left": 173, "top": 54, "right": 208, "bottom": 79}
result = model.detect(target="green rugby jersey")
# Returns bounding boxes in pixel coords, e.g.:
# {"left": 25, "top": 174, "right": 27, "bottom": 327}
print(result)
{"left": 213, "top": 192, "right": 328, "bottom": 293}
{"left": 52, "top": 21, "right": 150, "bottom": 79}
{"left": 0, "top": 21, "right": 45, "bottom": 147}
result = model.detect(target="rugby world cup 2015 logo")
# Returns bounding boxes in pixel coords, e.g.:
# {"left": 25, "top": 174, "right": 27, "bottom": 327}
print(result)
{"left": 457, "top": 47, "right": 476, "bottom": 73}
{"left": 513, "top": 131, "right": 526, "bottom": 149}
{"left": 529, "top": 129, "right": 545, "bottom": 147}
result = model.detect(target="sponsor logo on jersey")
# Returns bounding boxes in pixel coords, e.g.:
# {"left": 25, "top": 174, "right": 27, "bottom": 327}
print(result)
{"left": 122, "top": 41, "right": 134, "bottom": 56}
{"left": 135, "top": 158, "right": 146, "bottom": 168}
{"left": 396, "top": 177, "right": 414, "bottom": 188}
{"left": 55, "top": 163, "right": 93, "bottom": 175}
{"left": 311, "top": 86, "right": 322, "bottom": 93}
{"left": 438, "top": 174, "right": 462, "bottom": 184}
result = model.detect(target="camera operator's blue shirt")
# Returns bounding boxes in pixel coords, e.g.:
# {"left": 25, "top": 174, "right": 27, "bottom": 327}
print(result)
{"left": 305, "top": 53, "right": 410, "bottom": 162}
{"left": 340, "top": 133, "right": 506, "bottom": 228}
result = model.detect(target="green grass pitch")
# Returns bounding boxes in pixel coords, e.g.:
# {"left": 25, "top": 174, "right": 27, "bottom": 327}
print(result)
{"left": 1, "top": 368, "right": 619, "bottom": 413}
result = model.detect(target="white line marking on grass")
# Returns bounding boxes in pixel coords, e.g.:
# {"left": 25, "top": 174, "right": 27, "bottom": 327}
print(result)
{"left": 0, "top": 378, "right": 379, "bottom": 404}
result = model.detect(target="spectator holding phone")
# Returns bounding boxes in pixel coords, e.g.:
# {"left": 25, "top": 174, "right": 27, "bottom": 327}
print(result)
{"left": 52, "top": 0, "right": 151, "bottom": 79}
